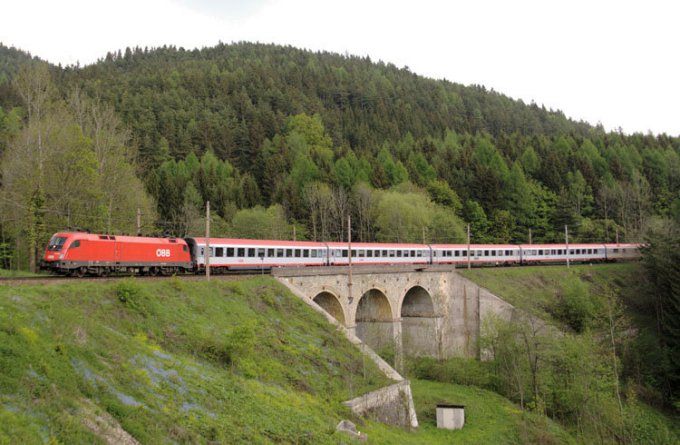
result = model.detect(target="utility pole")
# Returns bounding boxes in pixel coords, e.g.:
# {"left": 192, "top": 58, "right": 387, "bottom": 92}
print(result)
{"left": 467, "top": 223, "right": 471, "bottom": 270}
{"left": 206, "top": 201, "right": 210, "bottom": 280}
{"left": 136, "top": 208, "right": 141, "bottom": 236}
{"left": 528, "top": 228, "right": 532, "bottom": 245}
{"left": 293, "top": 225, "right": 297, "bottom": 241}
{"left": 565, "top": 224, "right": 570, "bottom": 269}
{"left": 615, "top": 227, "right": 619, "bottom": 245}
{"left": 347, "top": 214, "right": 353, "bottom": 304}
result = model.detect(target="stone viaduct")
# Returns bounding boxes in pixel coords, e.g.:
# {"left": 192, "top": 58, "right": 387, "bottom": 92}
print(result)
{"left": 273, "top": 264, "right": 515, "bottom": 364}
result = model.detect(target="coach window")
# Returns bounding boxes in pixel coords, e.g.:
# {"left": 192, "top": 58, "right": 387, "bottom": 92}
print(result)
{"left": 284, "top": 249, "right": 291, "bottom": 257}
{"left": 294, "top": 249, "right": 301, "bottom": 258}
{"left": 593, "top": 249, "right": 598, "bottom": 254}
{"left": 358, "top": 250, "right": 365, "bottom": 258}
{"left": 367, "top": 250, "right": 373, "bottom": 258}
{"left": 226, "top": 248, "right": 234, "bottom": 257}
{"left": 267, "top": 248, "right": 274, "bottom": 257}
{"left": 257, "top": 248, "right": 265, "bottom": 258}
{"left": 303, "top": 249, "right": 309, "bottom": 257}
{"left": 246, "top": 248, "right": 254, "bottom": 257}
{"left": 491, "top": 250, "right": 496, "bottom": 256}
{"left": 236, "top": 248, "right": 244, "bottom": 257}
{"left": 537, "top": 250, "right": 543, "bottom": 255}
{"left": 276, "top": 249, "right": 283, "bottom": 257}
{"left": 454, "top": 250, "right": 460, "bottom": 257}
{"left": 216, "top": 247, "right": 224, "bottom": 257}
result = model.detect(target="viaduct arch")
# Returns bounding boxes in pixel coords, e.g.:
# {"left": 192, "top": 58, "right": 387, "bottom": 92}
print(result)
{"left": 275, "top": 265, "right": 516, "bottom": 364}
{"left": 313, "top": 291, "right": 346, "bottom": 325}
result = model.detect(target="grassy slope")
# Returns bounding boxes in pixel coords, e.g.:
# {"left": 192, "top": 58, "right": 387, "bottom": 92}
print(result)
{"left": 0, "top": 276, "right": 581, "bottom": 444}
{"left": 362, "top": 380, "right": 575, "bottom": 444}
{"left": 0, "top": 277, "right": 392, "bottom": 444}
{"left": 460, "top": 263, "right": 634, "bottom": 315}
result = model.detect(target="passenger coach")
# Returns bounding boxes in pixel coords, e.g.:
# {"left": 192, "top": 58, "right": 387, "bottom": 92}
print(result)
{"left": 430, "top": 244, "right": 521, "bottom": 266}
{"left": 186, "top": 238, "right": 328, "bottom": 272}
{"left": 325, "top": 242, "right": 430, "bottom": 266}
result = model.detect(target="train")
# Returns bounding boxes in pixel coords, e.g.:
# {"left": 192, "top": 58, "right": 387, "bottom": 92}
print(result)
{"left": 40, "top": 231, "right": 642, "bottom": 277}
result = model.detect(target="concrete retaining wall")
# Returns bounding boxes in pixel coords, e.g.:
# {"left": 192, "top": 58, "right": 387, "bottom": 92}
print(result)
{"left": 343, "top": 380, "right": 418, "bottom": 430}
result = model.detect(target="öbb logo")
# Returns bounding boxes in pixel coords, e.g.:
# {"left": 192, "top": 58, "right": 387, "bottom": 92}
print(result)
{"left": 156, "top": 249, "right": 171, "bottom": 258}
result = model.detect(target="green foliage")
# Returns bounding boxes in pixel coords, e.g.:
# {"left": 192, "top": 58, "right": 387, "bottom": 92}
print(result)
{"left": 230, "top": 204, "right": 293, "bottom": 239}
{"left": 115, "top": 279, "right": 150, "bottom": 314}
{"left": 2, "top": 42, "right": 679, "bottom": 252}
{"left": 462, "top": 264, "right": 680, "bottom": 443}
{"left": 554, "top": 277, "right": 596, "bottom": 333}
{"left": 639, "top": 233, "right": 680, "bottom": 406}
{"left": 407, "top": 357, "right": 492, "bottom": 388}
{"left": 427, "top": 179, "right": 462, "bottom": 213}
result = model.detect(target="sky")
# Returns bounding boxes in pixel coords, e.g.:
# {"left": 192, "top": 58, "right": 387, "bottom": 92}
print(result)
{"left": 1, "top": 0, "right": 678, "bottom": 136}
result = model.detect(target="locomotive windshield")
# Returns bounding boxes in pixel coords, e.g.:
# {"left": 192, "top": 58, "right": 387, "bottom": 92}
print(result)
{"left": 47, "top": 236, "right": 67, "bottom": 251}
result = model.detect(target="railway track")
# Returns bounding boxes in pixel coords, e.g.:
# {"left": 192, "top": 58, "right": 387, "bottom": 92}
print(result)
{"left": 0, "top": 270, "right": 262, "bottom": 286}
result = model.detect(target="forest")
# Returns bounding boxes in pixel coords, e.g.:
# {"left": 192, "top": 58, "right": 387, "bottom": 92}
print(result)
{"left": 0, "top": 41, "right": 679, "bottom": 440}
{"left": 1, "top": 42, "right": 679, "bottom": 261}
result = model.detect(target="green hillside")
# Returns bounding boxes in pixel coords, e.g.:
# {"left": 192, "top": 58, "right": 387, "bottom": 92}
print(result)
{"left": 0, "top": 278, "right": 393, "bottom": 444}
{"left": 1, "top": 276, "right": 585, "bottom": 444}
{"left": 452, "top": 263, "right": 680, "bottom": 444}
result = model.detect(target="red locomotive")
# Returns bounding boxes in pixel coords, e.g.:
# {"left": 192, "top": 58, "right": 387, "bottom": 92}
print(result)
{"left": 41, "top": 232, "right": 192, "bottom": 276}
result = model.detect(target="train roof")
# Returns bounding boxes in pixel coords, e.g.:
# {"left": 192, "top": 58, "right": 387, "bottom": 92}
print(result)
{"left": 430, "top": 244, "right": 519, "bottom": 249}
{"left": 51, "top": 232, "right": 186, "bottom": 244}
{"left": 518, "top": 243, "right": 606, "bottom": 249}
{"left": 325, "top": 242, "right": 429, "bottom": 249}
{"left": 188, "top": 237, "right": 327, "bottom": 247}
